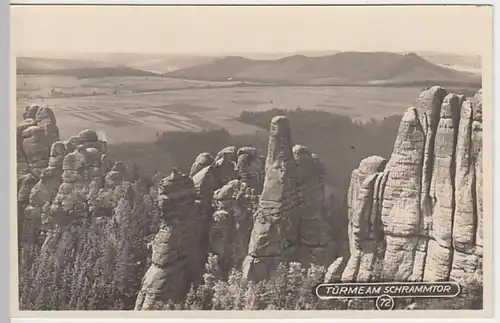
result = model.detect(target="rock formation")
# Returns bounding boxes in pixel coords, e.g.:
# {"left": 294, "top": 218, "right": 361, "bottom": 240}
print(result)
{"left": 23, "top": 152, "right": 64, "bottom": 244}
{"left": 342, "top": 156, "right": 388, "bottom": 282}
{"left": 87, "top": 157, "right": 135, "bottom": 224}
{"left": 236, "top": 147, "right": 265, "bottom": 194}
{"left": 40, "top": 145, "right": 90, "bottom": 253}
{"left": 17, "top": 105, "right": 60, "bottom": 178}
{"left": 15, "top": 120, "right": 113, "bottom": 250}
{"left": 242, "top": 116, "right": 334, "bottom": 282}
{"left": 341, "top": 87, "right": 483, "bottom": 284}
{"left": 34, "top": 105, "right": 60, "bottom": 147}
{"left": 135, "top": 170, "right": 200, "bottom": 310}
{"left": 17, "top": 91, "right": 484, "bottom": 310}
{"left": 17, "top": 105, "right": 61, "bottom": 243}
{"left": 209, "top": 179, "right": 258, "bottom": 275}
{"left": 190, "top": 152, "right": 214, "bottom": 177}
{"left": 189, "top": 147, "right": 238, "bottom": 282}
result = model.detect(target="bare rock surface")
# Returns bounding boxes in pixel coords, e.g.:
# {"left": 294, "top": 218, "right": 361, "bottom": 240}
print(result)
{"left": 135, "top": 170, "right": 200, "bottom": 310}
{"left": 17, "top": 105, "right": 60, "bottom": 177}
{"left": 242, "top": 116, "right": 335, "bottom": 281}
{"left": 209, "top": 179, "right": 258, "bottom": 275}
{"left": 236, "top": 147, "right": 265, "bottom": 194}
{"left": 339, "top": 87, "right": 484, "bottom": 285}
{"left": 190, "top": 152, "right": 214, "bottom": 177}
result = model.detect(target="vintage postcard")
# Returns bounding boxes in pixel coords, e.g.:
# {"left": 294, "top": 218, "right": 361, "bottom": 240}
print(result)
{"left": 10, "top": 3, "right": 494, "bottom": 319}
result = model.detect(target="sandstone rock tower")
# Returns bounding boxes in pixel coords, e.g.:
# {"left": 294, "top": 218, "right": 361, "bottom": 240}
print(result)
{"left": 342, "top": 87, "right": 483, "bottom": 284}
{"left": 242, "top": 116, "right": 334, "bottom": 281}
{"left": 135, "top": 170, "right": 200, "bottom": 310}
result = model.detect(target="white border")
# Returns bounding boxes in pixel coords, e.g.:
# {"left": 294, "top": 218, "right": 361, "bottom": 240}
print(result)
{"left": 5, "top": 1, "right": 498, "bottom": 323}
{"left": 8, "top": 0, "right": 497, "bottom": 4}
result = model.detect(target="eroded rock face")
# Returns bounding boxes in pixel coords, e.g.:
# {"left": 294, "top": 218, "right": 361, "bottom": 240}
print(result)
{"left": 190, "top": 147, "right": 238, "bottom": 283}
{"left": 35, "top": 106, "right": 60, "bottom": 146}
{"left": 20, "top": 126, "right": 50, "bottom": 176}
{"left": 16, "top": 118, "right": 37, "bottom": 176}
{"left": 236, "top": 147, "right": 265, "bottom": 194}
{"left": 16, "top": 121, "right": 119, "bottom": 251}
{"left": 17, "top": 173, "right": 40, "bottom": 244}
{"left": 135, "top": 170, "right": 200, "bottom": 310}
{"left": 91, "top": 166, "right": 134, "bottom": 225}
{"left": 64, "top": 136, "right": 81, "bottom": 153}
{"left": 190, "top": 152, "right": 214, "bottom": 177}
{"left": 17, "top": 106, "right": 60, "bottom": 177}
{"left": 242, "top": 116, "right": 299, "bottom": 281}
{"left": 242, "top": 116, "right": 333, "bottom": 281}
{"left": 342, "top": 156, "right": 387, "bottom": 282}
{"left": 340, "top": 88, "right": 484, "bottom": 285}
{"left": 215, "top": 146, "right": 237, "bottom": 164}
{"left": 24, "top": 166, "right": 63, "bottom": 241}
{"left": 40, "top": 146, "right": 90, "bottom": 253}
{"left": 292, "top": 144, "right": 335, "bottom": 268}
{"left": 209, "top": 179, "right": 258, "bottom": 275}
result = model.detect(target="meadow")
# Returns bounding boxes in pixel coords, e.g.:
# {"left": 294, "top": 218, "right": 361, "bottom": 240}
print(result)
{"left": 17, "top": 74, "right": 427, "bottom": 143}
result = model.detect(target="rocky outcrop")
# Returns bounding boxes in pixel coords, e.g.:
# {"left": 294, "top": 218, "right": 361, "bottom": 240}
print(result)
{"left": 189, "top": 147, "right": 238, "bottom": 282}
{"left": 341, "top": 87, "right": 483, "bottom": 284}
{"left": 209, "top": 179, "right": 258, "bottom": 275}
{"left": 15, "top": 117, "right": 112, "bottom": 250}
{"left": 40, "top": 145, "right": 90, "bottom": 253}
{"left": 17, "top": 105, "right": 60, "bottom": 178}
{"left": 17, "top": 106, "right": 61, "bottom": 244}
{"left": 90, "top": 163, "right": 135, "bottom": 226}
{"left": 236, "top": 147, "right": 265, "bottom": 194}
{"left": 23, "top": 156, "right": 64, "bottom": 244}
{"left": 242, "top": 116, "right": 334, "bottom": 282}
{"left": 135, "top": 170, "right": 200, "bottom": 310}
{"left": 341, "top": 156, "right": 388, "bottom": 282}
{"left": 34, "top": 105, "right": 60, "bottom": 147}
{"left": 292, "top": 144, "right": 336, "bottom": 268}
{"left": 190, "top": 152, "right": 214, "bottom": 177}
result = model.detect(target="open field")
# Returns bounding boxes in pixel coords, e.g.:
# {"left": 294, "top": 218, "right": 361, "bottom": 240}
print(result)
{"left": 16, "top": 75, "right": 244, "bottom": 99}
{"left": 17, "top": 75, "right": 448, "bottom": 144}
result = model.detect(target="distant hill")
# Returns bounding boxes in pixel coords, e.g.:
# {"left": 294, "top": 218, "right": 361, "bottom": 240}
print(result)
{"left": 164, "top": 51, "right": 481, "bottom": 87}
{"left": 16, "top": 56, "right": 191, "bottom": 77}
{"left": 61, "top": 53, "right": 219, "bottom": 74}
{"left": 47, "top": 67, "right": 161, "bottom": 79}
{"left": 17, "top": 57, "right": 108, "bottom": 74}
{"left": 17, "top": 54, "right": 219, "bottom": 74}
{"left": 17, "top": 57, "right": 162, "bottom": 79}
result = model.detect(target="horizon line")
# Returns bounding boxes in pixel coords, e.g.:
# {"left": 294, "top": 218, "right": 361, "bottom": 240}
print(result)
{"left": 16, "top": 49, "right": 482, "bottom": 57}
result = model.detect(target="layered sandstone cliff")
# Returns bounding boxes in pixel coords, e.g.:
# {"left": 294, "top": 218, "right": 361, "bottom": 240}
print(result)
{"left": 341, "top": 87, "right": 483, "bottom": 284}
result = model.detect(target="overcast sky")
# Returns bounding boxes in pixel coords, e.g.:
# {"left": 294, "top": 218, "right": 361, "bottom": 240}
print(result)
{"left": 11, "top": 5, "right": 492, "bottom": 55}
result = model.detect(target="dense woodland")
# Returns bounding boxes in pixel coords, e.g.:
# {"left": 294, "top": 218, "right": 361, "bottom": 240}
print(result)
{"left": 18, "top": 108, "right": 483, "bottom": 310}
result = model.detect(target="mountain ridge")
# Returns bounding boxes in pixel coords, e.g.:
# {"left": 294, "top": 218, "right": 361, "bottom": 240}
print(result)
{"left": 164, "top": 51, "right": 481, "bottom": 86}
{"left": 16, "top": 52, "right": 481, "bottom": 87}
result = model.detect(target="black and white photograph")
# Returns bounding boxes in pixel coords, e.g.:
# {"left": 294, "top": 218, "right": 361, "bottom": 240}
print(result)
{"left": 12, "top": 4, "right": 492, "bottom": 315}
